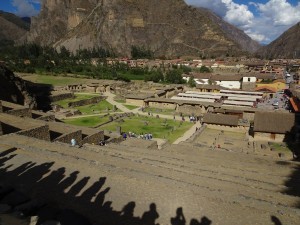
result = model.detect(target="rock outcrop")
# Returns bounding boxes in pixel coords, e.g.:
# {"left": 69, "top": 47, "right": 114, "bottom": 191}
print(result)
{"left": 0, "top": 65, "right": 36, "bottom": 108}
{"left": 26, "top": 0, "right": 260, "bottom": 57}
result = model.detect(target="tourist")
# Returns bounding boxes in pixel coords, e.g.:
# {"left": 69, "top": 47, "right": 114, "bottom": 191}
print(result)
{"left": 71, "top": 138, "right": 76, "bottom": 147}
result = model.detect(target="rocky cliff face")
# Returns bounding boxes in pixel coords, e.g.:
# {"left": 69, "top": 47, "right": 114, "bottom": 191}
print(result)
{"left": 26, "top": 0, "right": 98, "bottom": 46}
{"left": 257, "top": 22, "right": 300, "bottom": 59}
{"left": 0, "top": 65, "right": 36, "bottom": 108}
{"left": 27, "top": 0, "right": 260, "bottom": 57}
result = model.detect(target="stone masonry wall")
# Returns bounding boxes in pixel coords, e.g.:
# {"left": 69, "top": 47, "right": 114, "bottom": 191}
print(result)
{"left": 0, "top": 101, "right": 2, "bottom": 113}
{"left": 17, "top": 125, "right": 51, "bottom": 141}
{"left": 68, "top": 96, "right": 106, "bottom": 107}
{"left": 54, "top": 130, "right": 82, "bottom": 145}
{"left": 6, "top": 108, "right": 32, "bottom": 118}
{"left": 37, "top": 115, "right": 56, "bottom": 122}
{"left": 82, "top": 131, "right": 104, "bottom": 145}
{"left": 50, "top": 92, "right": 74, "bottom": 102}
{"left": 177, "top": 105, "right": 206, "bottom": 116}
{"left": 0, "top": 122, "right": 3, "bottom": 136}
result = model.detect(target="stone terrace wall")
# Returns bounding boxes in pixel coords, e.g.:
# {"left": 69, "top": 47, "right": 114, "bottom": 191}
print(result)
{"left": 37, "top": 115, "right": 56, "bottom": 122}
{"left": 0, "top": 101, "right": 2, "bottom": 113}
{"left": 68, "top": 96, "right": 106, "bottom": 107}
{"left": 6, "top": 108, "right": 32, "bottom": 118}
{"left": 54, "top": 130, "right": 82, "bottom": 145}
{"left": 50, "top": 92, "right": 74, "bottom": 102}
{"left": 17, "top": 125, "right": 51, "bottom": 141}
{"left": 0, "top": 122, "right": 2, "bottom": 135}
{"left": 82, "top": 131, "right": 104, "bottom": 145}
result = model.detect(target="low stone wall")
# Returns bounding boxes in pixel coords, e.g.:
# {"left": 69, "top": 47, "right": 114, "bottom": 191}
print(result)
{"left": 6, "top": 108, "right": 32, "bottom": 118}
{"left": 50, "top": 92, "right": 74, "bottom": 102}
{"left": 148, "top": 101, "right": 176, "bottom": 110}
{"left": 82, "top": 131, "right": 104, "bottom": 145}
{"left": 206, "top": 124, "right": 248, "bottom": 133}
{"left": 37, "top": 115, "right": 56, "bottom": 122}
{"left": 254, "top": 132, "right": 285, "bottom": 142}
{"left": 68, "top": 96, "right": 106, "bottom": 108}
{"left": 17, "top": 125, "right": 51, "bottom": 141}
{"left": 54, "top": 130, "right": 82, "bottom": 145}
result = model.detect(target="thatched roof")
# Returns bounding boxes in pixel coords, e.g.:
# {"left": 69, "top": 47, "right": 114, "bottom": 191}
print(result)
{"left": 203, "top": 113, "right": 239, "bottom": 126}
{"left": 253, "top": 111, "right": 297, "bottom": 134}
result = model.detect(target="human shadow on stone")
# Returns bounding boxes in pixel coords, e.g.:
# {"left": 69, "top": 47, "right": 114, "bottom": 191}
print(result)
{"left": 190, "top": 216, "right": 212, "bottom": 225}
{"left": 271, "top": 215, "right": 282, "bottom": 225}
{"left": 171, "top": 207, "right": 186, "bottom": 225}
{"left": 141, "top": 203, "right": 159, "bottom": 225}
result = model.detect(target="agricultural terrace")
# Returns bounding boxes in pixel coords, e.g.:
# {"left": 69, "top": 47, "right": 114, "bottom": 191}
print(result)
{"left": 54, "top": 93, "right": 118, "bottom": 114}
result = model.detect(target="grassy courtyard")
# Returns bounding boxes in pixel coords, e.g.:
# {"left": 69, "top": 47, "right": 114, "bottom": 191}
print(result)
{"left": 64, "top": 114, "right": 194, "bottom": 143}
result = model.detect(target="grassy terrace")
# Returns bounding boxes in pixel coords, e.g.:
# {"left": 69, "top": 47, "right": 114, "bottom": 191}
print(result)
{"left": 20, "top": 74, "right": 91, "bottom": 86}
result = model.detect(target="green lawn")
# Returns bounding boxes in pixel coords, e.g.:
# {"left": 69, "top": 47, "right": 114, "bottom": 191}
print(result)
{"left": 76, "top": 100, "right": 119, "bottom": 114}
{"left": 100, "top": 115, "right": 193, "bottom": 143}
{"left": 21, "top": 74, "right": 90, "bottom": 86}
{"left": 63, "top": 116, "right": 109, "bottom": 127}
{"left": 124, "top": 104, "right": 139, "bottom": 110}
{"left": 144, "top": 107, "right": 176, "bottom": 116}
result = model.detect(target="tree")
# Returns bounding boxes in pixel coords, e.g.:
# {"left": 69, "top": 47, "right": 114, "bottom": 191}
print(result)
{"left": 199, "top": 65, "right": 211, "bottom": 73}
{"left": 188, "top": 75, "right": 196, "bottom": 87}
{"left": 165, "top": 69, "right": 185, "bottom": 84}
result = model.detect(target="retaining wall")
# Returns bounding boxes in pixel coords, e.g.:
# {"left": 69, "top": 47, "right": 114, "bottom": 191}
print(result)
{"left": 68, "top": 96, "right": 106, "bottom": 108}
{"left": 17, "top": 125, "right": 51, "bottom": 141}
{"left": 54, "top": 130, "right": 82, "bottom": 145}
{"left": 6, "top": 108, "right": 32, "bottom": 118}
{"left": 82, "top": 131, "right": 104, "bottom": 145}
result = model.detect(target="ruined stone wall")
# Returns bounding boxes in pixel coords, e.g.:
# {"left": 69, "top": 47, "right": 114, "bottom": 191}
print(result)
{"left": 243, "top": 112, "right": 255, "bottom": 122}
{"left": 50, "top": 92, "right": 74, "bottom": 102}
{"left": 17, "top": 125, "right": 51, "bottom": 141}
{"left": 126, "top": 99, "right": 145, "bottom": 106}
{"left": 0, "top": 122, "right": 3, "bottom": 136}
{"left": 177, "top": 105, "right": 206, "bottom": 116}
{"left": 54, "top": 130, "right": 82, "bottom": 145}
{"left": 68, "top": 96, "right": 106, "bottom": 107}
{"left": 206, "top": 124, "right": 247, "bottom": 133}
{"left": 0, "top": 101, "right": 2, "bottom": 113}
{"left": 6, "top": 108, "right": 32, "bottom": 118}
{"left": 148, "top": 102, "right": 176, "bottom": 110}
{"left": 82, "top": 131, "right": 104, "bottom": 145}
{"left": 254, "top": 132, "right": 285, "bottom": 142}
{"left": 37, "top": 115, "right": 56, "bottom": 122}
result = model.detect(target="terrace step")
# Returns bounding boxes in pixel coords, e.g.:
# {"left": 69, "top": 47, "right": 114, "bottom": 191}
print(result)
{"left": 0, "top": 134, "right": 300, "bottom": 225}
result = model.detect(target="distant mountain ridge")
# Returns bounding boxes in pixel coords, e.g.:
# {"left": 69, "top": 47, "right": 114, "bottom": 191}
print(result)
{"left": 257, "top": 22, "right": 300, "bottom": 59}
{"left": 0, "top": 10, "right": 30, "bottom": 42}
{"left": 25, "top": 0, "right": 260, "bottom": 57}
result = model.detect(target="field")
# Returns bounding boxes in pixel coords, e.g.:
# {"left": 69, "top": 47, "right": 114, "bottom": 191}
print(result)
{"left": 63, "top": 115, "right": 109, "bottom": 127}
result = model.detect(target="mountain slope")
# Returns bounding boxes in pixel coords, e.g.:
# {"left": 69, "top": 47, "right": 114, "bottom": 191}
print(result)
{"left": 257, "top": 22, "right": 300, "bottom": 59}
{"left": 26, "top": 0, "right": 260, "bottom": 57}
{"left": 0, "top": 10, "right": 30, "bottom": 42}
